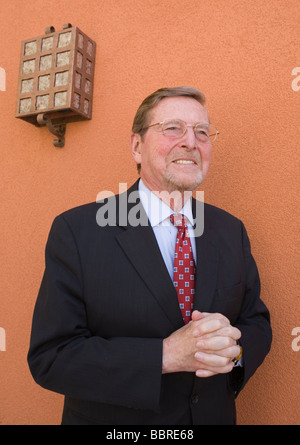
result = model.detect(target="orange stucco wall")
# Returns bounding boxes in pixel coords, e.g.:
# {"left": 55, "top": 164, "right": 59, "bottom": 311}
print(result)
{"left": 0, "top": 0, "right": 299, "bottom": 425}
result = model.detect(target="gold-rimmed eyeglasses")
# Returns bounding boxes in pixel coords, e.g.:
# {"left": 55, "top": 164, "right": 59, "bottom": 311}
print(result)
{"left": 143, "top": 119, "right": 219, "bottom": 143}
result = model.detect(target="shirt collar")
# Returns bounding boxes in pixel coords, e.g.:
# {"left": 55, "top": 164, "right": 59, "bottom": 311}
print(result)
{"left": 138, "top": 179, "right": 194, "bottom": 227}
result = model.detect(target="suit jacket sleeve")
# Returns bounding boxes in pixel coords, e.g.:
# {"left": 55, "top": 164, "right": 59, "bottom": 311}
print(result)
{"left": 229, "top": 221, "right": 272, "bottom": 395}
{"left": 27, "top": 214, "right": 163, "bottom": 411}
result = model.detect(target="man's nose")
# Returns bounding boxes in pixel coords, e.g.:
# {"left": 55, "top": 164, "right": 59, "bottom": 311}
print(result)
{"left": 180, "top": 127, "right": 197, "bottom": 150}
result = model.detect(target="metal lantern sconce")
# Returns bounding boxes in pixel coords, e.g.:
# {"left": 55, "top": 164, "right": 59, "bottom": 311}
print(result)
{"left": 15, "top": 24, "right": 96, "bottom": 147}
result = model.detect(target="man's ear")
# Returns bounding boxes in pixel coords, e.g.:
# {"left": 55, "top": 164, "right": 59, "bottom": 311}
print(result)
{"left": 131, "top": 133, "right": 142, "bottom": 164}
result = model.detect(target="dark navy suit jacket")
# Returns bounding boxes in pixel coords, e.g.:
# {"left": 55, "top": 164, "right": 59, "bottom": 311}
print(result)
{"left": 28, "top": 180, "right": 272, "bottom": 424}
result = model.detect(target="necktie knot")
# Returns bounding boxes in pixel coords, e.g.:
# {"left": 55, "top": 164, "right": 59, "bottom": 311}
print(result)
{"left": 170, "top": 213, "right": 187, "bottom": 229}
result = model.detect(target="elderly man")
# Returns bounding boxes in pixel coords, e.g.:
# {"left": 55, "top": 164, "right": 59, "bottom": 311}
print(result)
{"left": 28, "top": 86, "right": 272, "bottom": 425}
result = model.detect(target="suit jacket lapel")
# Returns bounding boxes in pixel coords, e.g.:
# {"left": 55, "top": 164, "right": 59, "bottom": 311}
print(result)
{"left": 192, "top": 199, "right": 219, "bottom": 313}
{"left": 115, "top": 181, "right": 184, "bottom": 329}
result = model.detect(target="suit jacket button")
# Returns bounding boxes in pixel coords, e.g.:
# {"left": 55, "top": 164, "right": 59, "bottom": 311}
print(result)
{"left": 191, "top": 394, "right": 199, "bottom": 404}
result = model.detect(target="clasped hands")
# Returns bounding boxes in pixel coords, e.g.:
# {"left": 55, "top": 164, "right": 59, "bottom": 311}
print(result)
{"left": 162, "top": 310, "right": 241, "bottom": 377}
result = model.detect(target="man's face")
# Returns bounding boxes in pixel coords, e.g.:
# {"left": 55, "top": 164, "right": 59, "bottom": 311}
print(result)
{"left": 131, "top": 96, "right": 212, "bottom": 193}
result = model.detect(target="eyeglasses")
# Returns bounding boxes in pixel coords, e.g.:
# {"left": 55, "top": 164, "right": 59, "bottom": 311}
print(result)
{"left": 143, "top": 119, "right": 219, "bottom": 143}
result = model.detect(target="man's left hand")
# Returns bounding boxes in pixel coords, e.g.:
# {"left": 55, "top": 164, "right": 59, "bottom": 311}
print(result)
{"left": 191, "top": 311, "right": 241, "bottom": 378}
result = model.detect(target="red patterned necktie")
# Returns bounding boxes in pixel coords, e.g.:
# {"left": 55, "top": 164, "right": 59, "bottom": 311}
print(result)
{"left": 170, "top": 213, "right": 196, "bottom": 324}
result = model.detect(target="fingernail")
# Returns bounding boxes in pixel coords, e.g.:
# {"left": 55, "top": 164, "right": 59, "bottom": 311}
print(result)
{"left": 195, "top": 352, "right": 203, "bottom": 360}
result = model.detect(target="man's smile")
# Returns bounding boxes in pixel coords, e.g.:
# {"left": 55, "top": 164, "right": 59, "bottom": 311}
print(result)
{"left": 172, "top": 159, "right": 198, "bottom": 165}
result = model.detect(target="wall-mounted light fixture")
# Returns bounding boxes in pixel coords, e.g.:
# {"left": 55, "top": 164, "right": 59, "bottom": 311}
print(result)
{"left": 15, "top": 24, "right": 96, "bottom": 147}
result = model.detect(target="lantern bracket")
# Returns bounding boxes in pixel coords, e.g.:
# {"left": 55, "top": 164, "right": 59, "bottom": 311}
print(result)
{"left": 37, "top": 113, "right": 66, "bottom": 148}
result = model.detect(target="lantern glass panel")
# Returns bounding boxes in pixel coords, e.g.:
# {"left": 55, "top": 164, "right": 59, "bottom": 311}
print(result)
{"left": 73, "top": 92, "right": 80, "bottom": 109}
{"left": 56, "top": 51, "right": 70, "bottom": 67}
{"left": 54, "top": 91, "right": 67, "bottom": 107}
{"left": 42, "top": 37, "right": 53, "bottom": 52}
{"left": 19, "top": 98, "right": 32, "bottom": 113}
{"left": 76, "top": 51, "right": 83, "bottom": 69}
{"left": 86, "top": 60, "right": 92, "bottom": 74}
{"left": 23, "top": 59, "right": 35, "bottom": 74}
{"left": 84, "top": 79, "right": 91, "bottom": 94}
{"left": 40, "top": 55, "right": 52, "bottom": 71}
{"left": 36, "top": 95, "right": 49, "bottom": 110}
{"left": 21, "top": 78, "right": 34, "bottom": 93}
{"left": 55, "top": 71, "right": 69, "bottom": 86}
{"left": 38, "top": 74, "right": 50, "bottom": 91}
{"left": 78, "top": 33, "right": 84, "bottom": 49}
{"left": 58, "top": 32, "right": 72, "bottom": 48}
{"left": 75, "top": 72, "right": 82, "bottom": 89}
{"left": 87, "top": 41, "right": 93, "bottom": 57}
{"left": 24, "top": 41, "right": 37, "bottom": 56}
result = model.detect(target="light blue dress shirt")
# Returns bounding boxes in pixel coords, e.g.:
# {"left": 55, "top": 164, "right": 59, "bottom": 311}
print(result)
{"left": 138, "top": 179, "right": 196, "bottom": 280}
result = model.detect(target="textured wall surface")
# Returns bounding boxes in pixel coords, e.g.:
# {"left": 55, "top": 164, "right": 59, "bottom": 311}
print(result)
{"left": 0, "top": 0, "right": 299, "bottom": 425}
